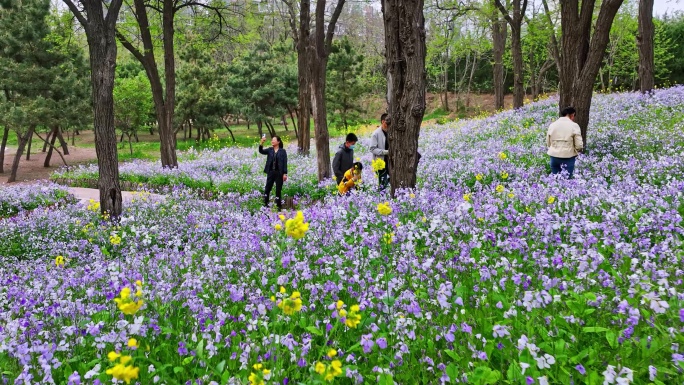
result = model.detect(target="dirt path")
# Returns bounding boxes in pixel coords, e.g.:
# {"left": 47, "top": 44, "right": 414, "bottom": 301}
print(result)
{"left": 1, "top": 145, "right": 99, "bottom": 185}
{"left": 67, "top": 187, "right": 165, "bottom": 204}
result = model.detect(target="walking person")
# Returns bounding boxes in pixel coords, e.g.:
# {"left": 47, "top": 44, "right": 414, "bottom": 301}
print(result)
{"left": 370, "top": 113, "right": 390, "bottom": 190}
{"left": 332, "top": 133, "right": 358, "bottom": 183}
{"left": 259, "top": 135, "right": 288, "bottom": 210}
{"left": 547, "top": 106, "right": 583, "bottom": 178}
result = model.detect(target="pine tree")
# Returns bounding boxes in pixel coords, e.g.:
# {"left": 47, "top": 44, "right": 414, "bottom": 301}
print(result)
{"left": 327, "top": 37, "right": 366, "bottom": 132}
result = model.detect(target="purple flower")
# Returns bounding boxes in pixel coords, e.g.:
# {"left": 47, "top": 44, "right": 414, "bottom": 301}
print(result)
{"left": 376, "top": 338, "right": 387, "bottom": 349}
{"left": 680, "top": 308, "right": 684, "bottom": 322}
{"left": 67, "top": 372, "right": 81, "bottom": 385}
{"left": 178, "top": 341, "right": 189, "bottom": 356}
{"left": 526, "top": 376, "right": 534, "bottom": 384}
{"left": 360, "top": 334, "right": 375, "bottom": 354}
{"left": 575, "top": 364, "right": 586, "bottom": 375}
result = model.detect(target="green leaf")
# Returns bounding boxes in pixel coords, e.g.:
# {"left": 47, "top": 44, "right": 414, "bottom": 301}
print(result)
{"left": 174, "top": 366, "right": 184, "bottom": 374}
{"left": 444, "top": 349, "right": 461, "bottom": 361}
{"left": 306, "top": 326, "right": 323, "bottom": 336}
{"left": 446, "top": 363, "right": 459, "bottom": 381}
{"left": 584, "top": 292, "right": 597, "bottom": 302}
{"left": 182, "top": 356, "right": 194, "bottom": 365}
{"left": 196, "top": 339, "right": 205, "bottom": 359}
{"left": 582, "top": 327, "right": 609, "bottom": 333}
{"left": 215, "top": 360, "right": 226, "bottom": 374}
{"left": 605, "top": 331, "right": 617, "bottom": 349}
{"left": 378, "top": 373, "right": 393, "bottom": 385}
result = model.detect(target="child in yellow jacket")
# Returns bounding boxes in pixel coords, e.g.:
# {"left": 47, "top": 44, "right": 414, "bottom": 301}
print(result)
{"left": 337, "top": 162, "right": 363, "bottom": 195}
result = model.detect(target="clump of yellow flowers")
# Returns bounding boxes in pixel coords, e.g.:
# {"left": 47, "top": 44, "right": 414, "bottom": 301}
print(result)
{"left": 106, "top": 352, "right": 139, "bottom": 384}
{"left": 249, "top": 363, "right": 271, "bottom": 385}
{"left": 501, "top": 171, "right": 509, "bottom": 180}
{"left": 495, "top": 185, "right": 505, "bottom": 193}
{"left": 109, "top": 234, "right": 122, "bottom": 246}
{"left": 547, "top": 196, "right": 556, "bottom": 204}
{"left": 284, "top": 211, "right": 309, "bottom": 240}
{"left": 54, "top": 255, "right": 65, "bottom": 268}
{"left": 114, "top": 280, "right": 144, "bottom": 315}
{"left": 274, "top": 286, "right": 303, "bottom": 315}
{"left": 475, "top": 173, "right": 483, "bottom": 181}
{"left": 371, "top": 158, "right": 386, "bottom": 172}
{"left": 315, "top": 349, "right": 343, "bottom": 382}
{"left": 463, "top": 193, "right": 472, "bottom": 202}
{"left": 377, "top": 202, "right": 392, "bottom": 216}
{"left": 335, "top": 300, "right": 362, "bottom": 328}
{"left": 498, "top": 151, "right": 507, "bottom": 160}
{"left": 86, "top": 199, "right": 100, "bottom": 212}
{"left": 383, "top": 232, "right": 394, "bottom": 245}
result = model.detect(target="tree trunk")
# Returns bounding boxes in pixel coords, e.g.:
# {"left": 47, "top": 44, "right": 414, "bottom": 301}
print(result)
{"left": 257, "top": 120, "right": 264, "bottom": 139}
{"left": 287, "top": 106, "right": 299, "bottom": 139}
{"left": 25, "top": 131, "right": 32, "bottom": 161}
{"left": 442, "top": 62, "right": 449, "bottom": 112}
{"left": 116, "top": 0, "right": 177, "bottom": 168}
{"left": 492, "top": 15, "right": 507, "bottom": 110}
{"left": 495, "top": 0, "right": 527, "bottom": 109}
{"left": 638, "top": 0, "right": 654, "bottom": 93}
{"left": 86, "top": 27, "right": 122, "bottom": 217}
{"left": 311, "top": 56, "right": 332, "bottom": 181}
{"left": 44, "top": 126, "right": 59, "bottom": 167}
{"left": 222, "top": 119, "right": 236, "bottom": 143}
{"left": 56, "top": 126, "right": 69, "bottom": 155}
{"left": 8, "top": 126, "right": 34, "bottom": 183}
{"left": 382, "top": 0, "right": 426, "bottom": 196}
{"left": 0, "top": 126, "right": 8, "bottom": 174}
{"left": 42, "top": 128, "right": 52, "bottom": 152}
{"left": 296, "top": 0, "right": 311, "bottom": 155}
{"left": 559, "top": 0, "right": 624, "bottom": 146}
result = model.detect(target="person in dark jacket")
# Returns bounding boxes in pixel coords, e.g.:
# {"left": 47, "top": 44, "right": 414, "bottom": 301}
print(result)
{"left": 259, "top": 135, "right": 288, "bottom": 210}
{"left": 332, "top": 133, "right": 358, "bottom": 182}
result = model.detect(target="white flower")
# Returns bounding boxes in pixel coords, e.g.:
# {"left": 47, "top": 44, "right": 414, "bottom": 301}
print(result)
{"left": 538, "top": 376, "right": 549, "bottom": 385}
{"left": 535, "top": 353, "right": 555, "bottom": 369}
{"left": 520, "top": 362, "right": 530, "bottom": 375}
{"left": 648, "top": 365, "right": 657, "bottom": 381}
{"left": 603, "top": 365, "right": 617, "bottom": 385}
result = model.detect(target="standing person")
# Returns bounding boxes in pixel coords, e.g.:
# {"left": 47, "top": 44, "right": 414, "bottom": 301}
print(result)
{"left": 370, "top": 113, "right": 390, "bottom": 190}
{"left": 332, "top": 133, "right": 358, "bottom": 182}
{"left": 259, "top": 135, "right": 288, "bottom": 210}
{"left": 547, "top": 106, "right": 583, "bottom": 178}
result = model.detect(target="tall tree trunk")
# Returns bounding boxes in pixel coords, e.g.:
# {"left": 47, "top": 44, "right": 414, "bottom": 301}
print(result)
{"left": 87, "top": 32, "right": 122, "bottom": 216}
{"left": 287, "top": 106, "right": 299, "bottom": 139}
{"left": 495, "top": 0, "right": 527, "bottom": 109}
{"left": 638, "top": 0, "right": 654, "bottom": 93}
{"left": 559, "top": 0, "right": 624, "bottom": 146}
{"left": 442, "top": 61, "right": 449, "bottom": 111}
{"left": 0, "top": 126, "right": 9, "bottom": 174}
{"left": 56, "top": 126, "right": 69, "bottom": 155}
{"left": 382, "top": 0, "right": 426, "bottom": 196}
{"left": 8, "top": 127, "right": 34, "bottom": 183}
{"left": 311, "top": 56, "right": 331, "bottom": 181}
{"left": 42, "top": 129, "right": 53, "bottom": 152}
{"left": 116, "top": 0, "right": 177, "bottom": 168}
{"left": 296, "top": 0, "right": 311, "bottom": 155}
{"left": 492, "top": 14, "right": 507, "bottom": 110}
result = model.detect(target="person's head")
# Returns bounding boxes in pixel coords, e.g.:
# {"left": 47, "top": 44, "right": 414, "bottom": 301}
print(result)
{"left": 381, "top": 113, "right": 391, "bottom": 131}
{"left": 271, "top": 136, "right": 283, "bottom": 148}
{"left": 560, "top": 106, "right": 576, "bottom": 121}
{"left": 345, "top": 133, "right": 358, "bottom": 149}
{"left": 352, "top": 162, "right": 363, "bottom": 175}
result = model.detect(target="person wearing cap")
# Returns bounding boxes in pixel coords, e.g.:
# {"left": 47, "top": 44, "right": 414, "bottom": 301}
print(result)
{"left": 370, "top": 113, "right": 390, "bottom": 190}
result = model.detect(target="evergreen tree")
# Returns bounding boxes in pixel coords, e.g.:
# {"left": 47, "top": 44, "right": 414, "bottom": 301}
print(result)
{"left": 327, "top": 37, "right": 366, "bottom": 132}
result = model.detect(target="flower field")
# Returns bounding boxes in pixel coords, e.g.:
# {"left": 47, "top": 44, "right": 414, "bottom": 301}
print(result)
{"left": 3, "top": 87, "right": 684, "bottom": 384}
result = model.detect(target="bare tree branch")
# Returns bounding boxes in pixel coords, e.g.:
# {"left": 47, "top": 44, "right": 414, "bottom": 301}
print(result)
{"left": 61, "top": 0, "right": 88, "bottom": 28}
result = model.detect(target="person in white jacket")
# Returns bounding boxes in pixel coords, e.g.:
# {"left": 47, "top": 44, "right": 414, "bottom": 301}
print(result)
{"left": 547, "top": 106, "right": 584, "bottom": 178}
{"left": 370, "top": 113, "right": 390, "bottom": 190}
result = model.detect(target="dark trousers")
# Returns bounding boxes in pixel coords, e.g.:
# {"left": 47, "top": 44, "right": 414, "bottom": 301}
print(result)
{"left": 378, "top": 162, "right": 390, "bottom": 191}
{"left": 264, "top": 170, "right": 283, "bottom": 209}
{"left": 550, "top": 156, "right": 576, "bottom": 178}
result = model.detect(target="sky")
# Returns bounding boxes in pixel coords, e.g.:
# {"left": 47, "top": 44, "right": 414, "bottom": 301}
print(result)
{"left": 653, "top": 0, "right": 684, "bottom": 16}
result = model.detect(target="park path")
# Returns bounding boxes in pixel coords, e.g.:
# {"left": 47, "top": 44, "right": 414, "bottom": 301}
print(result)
{"left": 67, "top": 187, "right": 165, "bottom": 205}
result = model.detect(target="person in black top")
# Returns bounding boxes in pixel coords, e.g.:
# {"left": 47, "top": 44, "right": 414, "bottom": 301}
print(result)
{"left": 332, "top": 133, "right": 358, "bottom": 182}
{"left": 259, "top": 135, "right": 288, "bottom": 210}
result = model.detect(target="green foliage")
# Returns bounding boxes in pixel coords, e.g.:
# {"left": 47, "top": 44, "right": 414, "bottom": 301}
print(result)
{"left": 327, "top": 37, "right": 367, "bottom": 131}
{"left": 113, "top": 72, "right": 155, "bottom": 146}
{"left": 659, "top": 12, "right": 684, "bottom": 85}
{"left": 0, "top": 0, "right": 91, "bottom": 135}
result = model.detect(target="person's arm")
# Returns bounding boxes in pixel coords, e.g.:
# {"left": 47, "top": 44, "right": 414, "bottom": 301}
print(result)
{"left": 282, "top": 150, "right": 288, "bottom": 181}
{"left": 545, "top": 127, "right": 551, "bottom": 148}
{"left": 369, "top": 131, "right": 388, "bottom": 157}
{"left": 258, "top": 137, "right": 269, "bottom": 154}
{"left": 573, "top": 125, "right": 584, "bottom": 153}
{"left": 332, "top": 151, "right": 342, "bottom": 179}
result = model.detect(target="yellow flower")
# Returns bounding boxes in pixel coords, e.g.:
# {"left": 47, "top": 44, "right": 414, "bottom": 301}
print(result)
{"left": 315, "top": 361, "right": 326, "bottom": 375}
{"left": 315, "top": 360, "right": 344, "bottom": 382}
{"left": 285, "top": 211, "right": 310, "bottom": 240}
{"left": 127, "top": 338, "right": 139, "bottom": 349}
{"left": 383, "top": 232, "right": 394, "bottom": 244}
{"left": 114, "top": 285, "right": 144, "bottom": 316}
{"left": 336, "top": 300, "right": 345, "bottom": 310}
{"left": 475, "top": 173, "right": 483, "bottom": 181}
{"left": 547, "top": 196, "right": 556, "bottom": 204}
{"left": 327, "top": 349, "right": 337, "bottom": 358}
{"left": 496, "top": 185, "right": 504, "bottom": 193}
{"left": 277, "top": 290, "right": 303, "bottom": 315}
{"left": 421, "top": 216, "right": 427, "bottom": 223}
{"left": 105, "top": 355, "right": 139, "bottom": 384}
{"left": 278, "top": 214, "right": 286, "bottom": 222}
{"left": 409, "top": 193, "right": 415, "bottom": 199}
{"left": 248, "top": 362, "right": 270, "bottom": 384}
{"left": 54, "top": 255, "right": 65, "bottom": 268}
{"left": 280, "top": 286, "right": 286, "bottom": 294}
{"left": 498, "top": 152, "right": 507, "bottom": 160}
{"left": 275, "top": 223, "right": 282, "bottom": 231}
{"left": 86, "top": 199, "right": 100, "bottom": 212}
{"left": 371, "top": 158, "right": 386, "bottom": 172}
{"left": 508, "top": 193, "right": 515, "bottom": 198}
{"left": 501, "top": 171, "right": 509, "bottom": 180}
{"left": 109, "top": 234, "right": 122, "bottom": 246}
{"left": 463, "top": 193, "right": 472, "bottom": 202}
{"left": 377, "top": 202, "right": 392, "bottom": 216}
{"left": 345, "top": 304, "right": 362, "bottom": 328}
